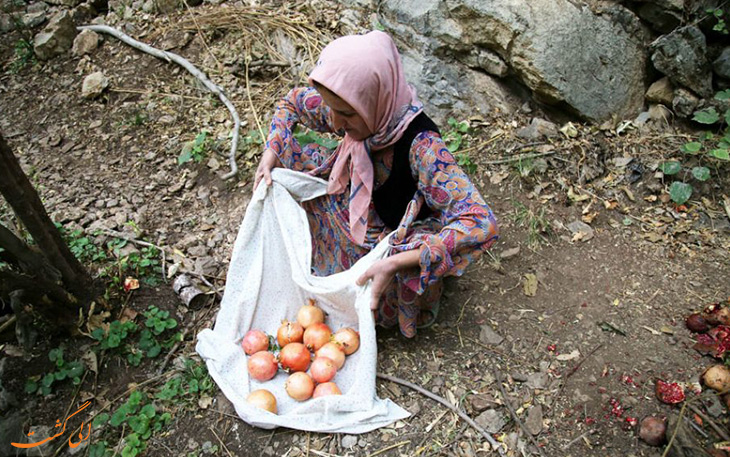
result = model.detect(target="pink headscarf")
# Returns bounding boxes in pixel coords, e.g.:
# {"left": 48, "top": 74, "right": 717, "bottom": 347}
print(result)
{"left": 309, "top": 31, "right": 422, "bottom": 245}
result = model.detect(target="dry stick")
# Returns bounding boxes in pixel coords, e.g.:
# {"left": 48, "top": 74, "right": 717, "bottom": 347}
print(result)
{"left": 562, "top": 431, "right": 592, "bottom": 450}
{"left": 493, "top": 369, "right": 547, "bottom": 457}
{"left": 209, "top": 427, "right": 235, "bottom": 457}
{"left": 565, "top": 343, "right": 604, "bottom": 379}
{"left": 662, "top": 401, "right": 689, "bottom": 457}
{"left": 687, "top": 403, "right": 730, "bottom": 441}
{"left": 483, "top": 150, "right": 558, "bottom": 165}
{"left": 0, "top": 315, "right": 16, "bottom": 334}
{"left": 77, "top": 24, "right": 241, "bottom": 180}
{"left": 109, "top": 88, "right": 207, "bottom": 101}
{"left": 366, "top": 440, "right": 411, "bottom": 457}
{"left": 243, "top": 49, "right": 266, "bottom": 141}
{"left": 375, "top": 373, "right": 505, "bottom": 456}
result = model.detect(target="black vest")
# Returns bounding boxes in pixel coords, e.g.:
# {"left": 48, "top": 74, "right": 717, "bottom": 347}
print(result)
{"left": 372, "top": 113, "right": 440, "bottom": 229}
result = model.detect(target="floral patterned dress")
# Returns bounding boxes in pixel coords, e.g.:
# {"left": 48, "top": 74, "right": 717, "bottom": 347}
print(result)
{"left": 265, "top": 87, "right": 499, "bottom": 337}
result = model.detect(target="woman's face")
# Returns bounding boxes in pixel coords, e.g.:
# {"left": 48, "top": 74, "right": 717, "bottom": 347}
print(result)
{"left": 316, "top": 85, "right": 372, "bottom": 141}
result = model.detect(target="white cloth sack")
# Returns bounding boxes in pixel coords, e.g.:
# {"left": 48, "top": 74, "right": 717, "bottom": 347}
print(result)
{"left": 196, "top": 168, "right": 410, "bottom": 433}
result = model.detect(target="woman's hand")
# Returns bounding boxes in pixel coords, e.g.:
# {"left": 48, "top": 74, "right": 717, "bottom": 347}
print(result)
{"left": 254, "top": 148, "right": 283, "bottom": 189}
{"left": 356, "top": 249, "right": 422, "bottom": 313}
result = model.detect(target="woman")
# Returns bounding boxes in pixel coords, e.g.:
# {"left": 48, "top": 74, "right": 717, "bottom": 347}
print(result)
{"left": 254, "top": 31, "right": 498, "bottom": 338}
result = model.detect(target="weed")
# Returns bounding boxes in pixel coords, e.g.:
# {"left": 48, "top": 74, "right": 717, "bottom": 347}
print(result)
{"left": 8, "top": 39, "right": 36, "bottom": 73}
{"left": 661, "top": 89, "right": 730, "bottom": 205}
{"left": 443, "top": 118, "right": 478, "bottom": 175}
{"left": 178, "top": 131, "right": 209, "bottom": 165}
{"left": 707, "top": 7, "right": 728, "bottom": 34}
{"left": 25, "top": 347, "right": 85, "bottom": 396}
{"left": 56, "top": 223, "right": 108, "bottom": 263}
{"left": 511, "top": 202, "right": 551, "bottom": 249}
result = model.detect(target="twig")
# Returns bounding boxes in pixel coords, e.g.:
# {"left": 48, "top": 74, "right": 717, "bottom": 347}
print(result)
{"left": 366, "top": 440, "right": 410, "bottom": 457}
{"left": 493, "top": 369, "right": 546, "bottom": 457}
{"left": 662, "top": 401, "right": 688, "bottom": 457}
{"left": 109, "top": 87, "right": 207, "bottom": 101}
{"left": 687, "top": 403, "right": 730, "bottom": 441}
{"left": 210, "top": 427, "right": 234, "bottom": 457}
{"left": 243, "top": 49, "right": 266, "bottom": 142}
{"left": 566, "top": 344, "right": 604, "bottom": 379}
{"left": 562, "top": 431, "right": 592, "bottom": 450}
{"left": 0, "top": 315, "right": 16, "bottom": 334}
{"left": 183, "top": 0, "right": 222, "bottom": 72}
{"left": 77, "top": 24, "right": 241, "bottom": 179}
{"left": 483, "top": 150, "right": 558, "bottom": 165}
{"left": 376, "top": 373, "right": 505, "bottom": 456}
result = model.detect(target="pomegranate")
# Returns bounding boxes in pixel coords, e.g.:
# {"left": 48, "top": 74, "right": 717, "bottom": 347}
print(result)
{"left": 242, "top": 329, "right": 269, "bottom": 355}
{"left": 303, "top": 323, "right": 332, "bottom": 351}
{"left": 316, "top": 342, "right": 345, "bottom": 370}
{"left": 247, "top": 351, "right": 278, "bottom": 381}
{"left": 703, "top": 303, "right": 730, "bottom": 326}
{"left": 332, "top": 328, "right": 360, "bottom": 355}
{"left": 685, "top": 313, "right": 709, "bottom": 333}
{"left": 310, "top": 357, "right": 337, "bottom": 383}
{"left": 655, "top": 380, "right": 686, "bottom": 404}
{"left": 277, "top": 321, "right": 304, "bottom": 347}
{"left": 695, "top": 325, "right": 730, "bottom": 358}
{"left": 246, "top": 389, "right": 277, "bottom": 414}
{"left": 285, "top": 372, "right": 314, "bottom": 401}
{"left": 279, "top": 342, "right": 311, "bottom": 372}
{"left": 297, "top": 303, "right": 325, "bottom": 329}
{"left": 702, "top": 364, "right": 730, "bottom": 392}
{"left": 313, "top": 382, "right": 341, "bottom": 398}
{"left": 638, "top": 416, "right": 666, "bottom": 446}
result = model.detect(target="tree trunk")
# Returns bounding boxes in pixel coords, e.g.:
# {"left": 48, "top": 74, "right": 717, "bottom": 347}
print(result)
{"left": 0, "top": 133, "right": 98, "bottom": 330}
{"left": 0, "top": 133, "right": 95, "bottom": 303}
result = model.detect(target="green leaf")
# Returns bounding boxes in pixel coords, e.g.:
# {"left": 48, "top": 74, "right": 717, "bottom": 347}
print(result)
{"left": 140, "top": 404, "right": 156, "bottom": 418}
{"left": 178, "top": 144, "right": 193, "bottom": 165}
{"left": 128, "top": 390, "right": 143, "bottom": 407}
{"left": 659, "top": 161, "right": 681, "bottom": 175}
{"left": 42, "top": 373, "right": 55, "bottom": 388}
{"left": 193, "top": 131, "right": 207, "bottom": 150}
{"left": 93, "top": 413, "right": 110, "bottom": 428}
{"left": 709, "top": 149, "right": 730, "bottom": 161}
{"left": 49, "top": 347, "right": 63, "bottom": 362}
{"left": 716, "top": 89, "right": 730, "bottom": 101}
{"left": 681, "top": 142, "right": 702, "bottom": 153}
{"left": 669, "top": 181, "right": 693, "bottom": 205}
{"left": 693, "top": 108, "right": 720, "bottom": 124}
{"left": 110, "top": 408, "right": 127, "bottom": 427}
{"left": 146, "top": 343, "right": 161, "bottom": 358}
{"left": 692, "top": 166, "right": 710, "bottom": 181}
{"left": 25, "top": 380, "right": 38, "bottom": 393}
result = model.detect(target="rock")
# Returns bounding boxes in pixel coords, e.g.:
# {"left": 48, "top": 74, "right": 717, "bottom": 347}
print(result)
{"left": 46, "top": 0, "right": 83, "bottom": 6}
{"left": 26, "top": 425, "right": 54, "bottom": 456}
{"left": 72, "top": 29, "right": 100, "bottom": 56}
{"left": 526, "top": 372, "right": 549, "bottom": 390}
{"left": 525, "top": 405, "right": 543, "bottom": 435}
{"left": 714, "top": 47, "right": 730, "bottom": 80}
{"left": 33, "top": 10, "right": 77, "bottom": 60}
{"left": 500, "top": 246, "right": 520, "bottom": 259}
{"left": 645, "top": 77, "right": 674, "bottom": 105}
{"left": 516, "top": 118, "right": 559, "bottom": 140}
{"left": 672, "top": 88, "right": 699, "bottom": 118}
{"left": 27, "top": 2, "right": 49, "bottom": 13}
{"left": 0, "top": 14, "right": 15, "bottom": 34}
{"left": 650, "top": 26, "right": 712, "bottom": 98}
{"left": 635, "top": 2, "right": 682, "bottom": 33}
{"left": 567, "top": 220, "right": 594, "bottom": 241}
{"left": 461, "top": 48, "right": 509, "bottom": 77}
{"left": 82, "top": 71, "right": 109, "bottom": 98}
{"left": 469, "top": 394, "right": 498, "bottom": 413}
{"left": 475, "top": 409, "right": 506, "bottom": 433}
{"left": 648, "top": 104, "right": 672, "bottom": 123}
{"left": 155, "top": 0, "right": 178, "bottom": 13}
{"left": 479, "top": 325, "right": 504, "bottom": 345}
{"left": 341, "top": 435, "right": 358, "bottom": 449}
{"left": 381, "top": 0, "right": 645, "bottom": 121}
{"left": 0, "top": 411, "right": 25, "bottom": 457}
{"left": 22, "top": 11, "right": 47, "bottom": 28}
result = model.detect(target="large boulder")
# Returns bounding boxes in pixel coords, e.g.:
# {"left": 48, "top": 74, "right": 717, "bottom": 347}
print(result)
{"left": 631, "top": 0, "right": 684, "bottom": 32}
{"left": 380, "top": 0, "right": 647, "bottom": 122}
{"left": 650, "top": 26, "right": 712, "bottom": 98}
{"left": 33, "top": 10, "right": 77, "bottom": 60}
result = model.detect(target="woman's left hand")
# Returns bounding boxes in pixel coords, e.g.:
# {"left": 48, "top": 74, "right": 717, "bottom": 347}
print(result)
{"left": 356, "top": 258, "right": 398, "bottom": 312}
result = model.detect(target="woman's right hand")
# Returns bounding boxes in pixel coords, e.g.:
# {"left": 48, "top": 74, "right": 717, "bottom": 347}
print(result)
{"left": 254, "top": 148, "right": 283, "bottom": 189}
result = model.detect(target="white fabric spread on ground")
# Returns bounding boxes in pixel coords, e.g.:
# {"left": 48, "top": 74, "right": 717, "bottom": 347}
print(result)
{"left": 196, "top": 168, "right": 410, "bottom": 433}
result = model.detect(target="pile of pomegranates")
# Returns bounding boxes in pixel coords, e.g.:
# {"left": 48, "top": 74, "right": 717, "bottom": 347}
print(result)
{"left": 242, "top": 300, "right": 360, "bottom": 414}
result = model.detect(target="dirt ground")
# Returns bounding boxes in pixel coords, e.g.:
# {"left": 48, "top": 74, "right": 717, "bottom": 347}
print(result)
{"left": 1, "top": 2, "right": 730, "bottom": 457}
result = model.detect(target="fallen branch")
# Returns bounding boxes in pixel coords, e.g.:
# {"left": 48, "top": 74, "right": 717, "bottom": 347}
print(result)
{"left": 483, "top": 150, "right": 558, "bottom": 165}
{"left": 77, "top": 24, "right": 241, "bottom": 180}
{"left": 493, "top": 369, "right": 547, "bottom": 457}
{"left": 376, "top": 373, "right": 505, "bottom": 456}
{"left": 687, "top": 403, "right": 730, "bottom": 442}
{"left": 566, "top": 343, "right": 604, "bottom": 379}
{"left": 662, "top": 401, "right": 688, "bottom": 457}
